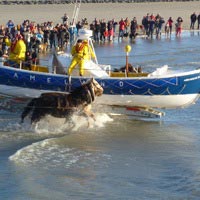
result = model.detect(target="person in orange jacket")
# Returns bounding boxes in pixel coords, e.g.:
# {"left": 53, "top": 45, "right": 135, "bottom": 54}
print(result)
{"left": 7, "top": 35, "right": 26, "bottom": 68}
{"left": 82, "top": 40, "right": 96, "bottom": 61}
{"left": 68, "top": 39, "right": 95, "bottom": 76}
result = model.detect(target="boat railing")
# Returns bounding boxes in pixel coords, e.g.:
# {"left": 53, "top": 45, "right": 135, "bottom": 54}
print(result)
{"left": 96, "top": 64, "right": 110, "bottom": 74}
{"left": 110, "top": 71, "right": 149, "bottom": 77}
{"left": 2, "top": 58, "right": 49, "bottom": 73}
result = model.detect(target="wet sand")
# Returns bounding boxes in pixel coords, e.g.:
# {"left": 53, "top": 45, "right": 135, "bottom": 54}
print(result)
{"left": 0, "top": 2, "right": 199, "bottom": 29}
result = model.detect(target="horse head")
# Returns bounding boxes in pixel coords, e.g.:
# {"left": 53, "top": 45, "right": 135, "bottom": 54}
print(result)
{"left": 87, "top": 77, "right": 103, "bottom": 96}
{"left": 90, "top": 78, "right": 104, "bottom": 96}
{"left": 82, "top": 78, "right": 103, "bottom": 104}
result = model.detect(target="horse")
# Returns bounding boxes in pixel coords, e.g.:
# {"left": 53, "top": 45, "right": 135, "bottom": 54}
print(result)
{"left": 21, "top": 78, "right": 103, "bottom": 124}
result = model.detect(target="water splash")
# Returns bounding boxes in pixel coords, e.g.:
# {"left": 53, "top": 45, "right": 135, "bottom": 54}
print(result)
{"left": 33, "top": 112, "right": 113, "bottom": 133}
{"left": 8, "top": 112, "right": 113, "bottom": 167}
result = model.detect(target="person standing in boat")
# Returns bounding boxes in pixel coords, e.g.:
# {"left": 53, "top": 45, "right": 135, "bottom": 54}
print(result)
{"left": 6, "top": 34, "right": 26, "bottom": 68}
{"left": 82, "top": 40, "right": 96, "bottom": 62}
{"left": 68, "top": 39, "right": 96, "bottom": 76}
{"left": 68, "top": 39, "right": 88, "bottom": 76}
{"left": 24, "top": 50, "right": 32, "bottom": 70}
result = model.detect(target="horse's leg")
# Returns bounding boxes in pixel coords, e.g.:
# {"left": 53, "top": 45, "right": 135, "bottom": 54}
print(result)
{"left": 83, "top": 105, "right": 95, "bottom": 120}
{"left": 64, "top": 112, "right": 76, "bottom": 128}
{"left": 31, "top": 108, "right": 44, "bottom": 124}
{"left": 21, "top": 99, "right": 36, "bottom": 123}
{"left": 82, "top": 105, "right": 96, "bottom": 128}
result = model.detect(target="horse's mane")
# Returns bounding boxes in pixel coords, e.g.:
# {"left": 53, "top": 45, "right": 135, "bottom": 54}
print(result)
{"left": 71, "top": 81, "right": 92, "bottom": 96}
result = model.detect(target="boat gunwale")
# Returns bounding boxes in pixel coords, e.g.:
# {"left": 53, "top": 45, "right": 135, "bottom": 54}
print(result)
{"left": 0, "top": 64, "right": 200, "bottom": 80}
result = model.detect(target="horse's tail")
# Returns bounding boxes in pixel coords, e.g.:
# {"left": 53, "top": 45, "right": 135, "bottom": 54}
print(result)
{"left": 21, "top": 98, "right": 36, "bottom": 123}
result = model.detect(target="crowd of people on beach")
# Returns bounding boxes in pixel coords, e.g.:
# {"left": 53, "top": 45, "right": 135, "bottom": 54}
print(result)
{"left": 0, "top": 12, "right": 200, "bottom": 67}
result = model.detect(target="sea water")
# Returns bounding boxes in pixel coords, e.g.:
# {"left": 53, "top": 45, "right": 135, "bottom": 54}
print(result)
{"left": 1, "top": 31, "right": 200, "bottom": 200}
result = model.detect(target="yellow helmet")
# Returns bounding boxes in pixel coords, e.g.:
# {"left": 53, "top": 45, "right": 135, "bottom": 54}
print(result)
{"left": 83, "top": 40, "right": 88, "bottom": 44}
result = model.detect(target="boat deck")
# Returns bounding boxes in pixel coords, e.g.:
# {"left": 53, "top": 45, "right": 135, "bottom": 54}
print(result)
{"left": 110, "top": 72, "right": 149, "bottom": 77}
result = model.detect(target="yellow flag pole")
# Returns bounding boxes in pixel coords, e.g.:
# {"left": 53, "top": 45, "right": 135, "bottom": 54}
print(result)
{"left": 124, "top": 45, "right": 131, "bottom": 77}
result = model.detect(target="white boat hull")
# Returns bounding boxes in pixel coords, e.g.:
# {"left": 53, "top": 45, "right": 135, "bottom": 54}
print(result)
{"left": 96, "top": 94, "right": 199, "bottom": 109}
{"left": 0, "top": 84, "right": 198, "bottom": 109}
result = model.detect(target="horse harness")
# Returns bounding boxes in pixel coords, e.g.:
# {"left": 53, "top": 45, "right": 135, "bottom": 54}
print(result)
{"left": 56, "top": 81, "right": 97, "bottom": 110}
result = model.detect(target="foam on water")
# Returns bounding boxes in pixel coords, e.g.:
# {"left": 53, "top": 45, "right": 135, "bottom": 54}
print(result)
{"left": 187, "top": 61, "right": 200, "bottom": 66}
{"left": 9, "top": 135, "right": 111, "bottom": 169}
{"left": 8, "top": 112, "right": 113, "bottom": 167}
{"left": 9, "top": 138, "right": 64, "bottom": 166}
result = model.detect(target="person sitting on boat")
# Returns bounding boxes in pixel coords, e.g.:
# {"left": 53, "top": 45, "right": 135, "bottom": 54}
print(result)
{"left": 23, "top": 50, "right": 39, "bottom": 70}
{"left": 68, "top": 39, "right": 90, "bottom": 76}
{"left": 6, "top": 35, "right": 26, "bottom": 68}
{"left": 24, "top": 50, "right": 32, "bottom": 70}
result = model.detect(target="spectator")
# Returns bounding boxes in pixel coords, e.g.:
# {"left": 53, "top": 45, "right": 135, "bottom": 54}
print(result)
{"left": 107, "top": 20, "right": 114, "bottom": 41}
{"left": 149, "top": 18, "right": 155, "bottom": 39}
{"left": 49, "top": 27, "right": 58, "bottom": 49}
{"left": 100, "top": 19, "right": 106, "bottom": 42}
{"left": 94, "top": 20, "right": 100, "bottom": 42}
{"left": 43, "top": 26, "right": 50, "bottom": 51}
{"left": 118, "top": 18, "right": 126, "bottom": 40}
{"left": 142, "top": 14, "right": 150, "bottom": 36}
{"left": 57, "top": 24, "right": 67, "bottom": 50}
{"left": 165, "top": 17, "right": 173, "bottom": 36}
{"left": 130, "top": 17, "right": 138, "bottom": 40}
{"left": 61, "top": 13, "right": 69, "bottom": 25}
{"left": 111, "top": 18, "right": 118, "bottom": 37}
{"left": 6, "top": 20, "right": 14, "bottom": 33}
{"left": 197, "top": 13, "right": 200, "bottom": 29}
{"left": 176, "top": 17, "right": 183, "bottom": 37}
{"left": 190, "top": 12, "right": 197, "bottom": 30}
{"left": 76, "top": 21, "right": 83, "bottom": 34}
{"left": 155, "top": 17, "right": 165, "bottom": 38}
{"left": 124, "top": 17, "right": 130, "bottom": 35}
{"left": 68, "top": 24, "right": 78, "bottom": 45}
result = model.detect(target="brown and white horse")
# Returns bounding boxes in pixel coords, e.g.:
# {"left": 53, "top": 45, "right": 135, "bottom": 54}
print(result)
{"left": 21, "top": 78, "right": 103, "bottom": 124}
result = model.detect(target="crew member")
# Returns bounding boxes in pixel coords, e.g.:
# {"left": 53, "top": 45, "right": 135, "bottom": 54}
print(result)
{"left": 82, "top": 40, "right": 96, "bottom": 61}
{"left": 7, "top": 35, "right": 26, "bottom": 68}
{"left": 68, "top": 39, "right": 88, "bottom": 76}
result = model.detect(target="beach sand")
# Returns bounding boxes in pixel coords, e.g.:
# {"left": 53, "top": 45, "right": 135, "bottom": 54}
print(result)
{"left": 0, "top": 2, "right": 199, "bottom": 29}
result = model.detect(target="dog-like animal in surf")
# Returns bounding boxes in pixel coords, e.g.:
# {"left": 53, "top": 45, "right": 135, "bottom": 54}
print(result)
{"left": 21, "top": 78, "right": 103, "bottom": 124}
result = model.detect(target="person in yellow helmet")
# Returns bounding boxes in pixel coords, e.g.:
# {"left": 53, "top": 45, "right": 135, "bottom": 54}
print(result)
{"left": 68, "top": 39, "right": 87, "bottom": 76}
{"left": 68, "top": 39, "right": 96, "bottom": 76}
{"left": 82, "top": 40, "right": 96, "bottom": 61}
{"left": 7, "top": 35, "right": 26, "bottom": 68}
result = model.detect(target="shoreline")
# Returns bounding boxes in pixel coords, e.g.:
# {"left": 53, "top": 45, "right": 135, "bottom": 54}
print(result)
{"left": 0, "top": 2, "right": 199, "bottom": 29}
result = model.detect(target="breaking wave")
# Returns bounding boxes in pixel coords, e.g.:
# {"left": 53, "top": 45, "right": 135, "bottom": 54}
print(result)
{"left": 8, "top": 112, "right": 113, "bottom": 167}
